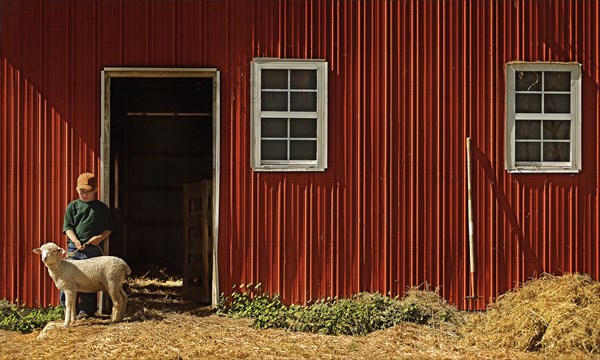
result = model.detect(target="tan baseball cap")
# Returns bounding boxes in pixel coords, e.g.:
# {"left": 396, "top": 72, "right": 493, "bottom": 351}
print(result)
{"left": 76, "top": 172, "right": 97, "bottom": 191}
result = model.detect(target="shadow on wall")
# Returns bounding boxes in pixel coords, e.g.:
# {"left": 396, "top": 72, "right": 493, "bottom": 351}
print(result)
{"left": 471, "top": 146, "right": 542, "bottom": 277}
{"left": 472, "top": 134, "right": 597, "bottom": 278}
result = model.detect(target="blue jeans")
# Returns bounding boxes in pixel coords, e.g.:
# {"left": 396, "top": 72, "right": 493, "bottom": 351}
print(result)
{"left": 59, "top": 243, "right": 103, "bottom": 315}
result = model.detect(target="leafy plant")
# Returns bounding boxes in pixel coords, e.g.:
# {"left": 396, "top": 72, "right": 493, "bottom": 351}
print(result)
{"left": 217, "top": 284, "right": 288, "bottom": 329}
{"left": 0, "top": 299, "right": 63, "bottom": 333}
{"left": 216, "top": 287, "right": 460, "bottom": 336}
{"left": 288, "top": 293, "right": 407, "bottom": 335}
{"left": 398, "top": 302, "right": 426, "bottom": 324}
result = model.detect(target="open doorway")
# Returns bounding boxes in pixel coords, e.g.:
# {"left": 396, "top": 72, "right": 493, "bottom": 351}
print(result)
{"left": 101, "top": 69, "right": 220, "bottom": 306}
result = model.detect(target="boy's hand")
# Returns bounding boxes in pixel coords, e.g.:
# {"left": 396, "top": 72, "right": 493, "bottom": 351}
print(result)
{"left": 66, "top": 230, "right": 84, "bottom": 250}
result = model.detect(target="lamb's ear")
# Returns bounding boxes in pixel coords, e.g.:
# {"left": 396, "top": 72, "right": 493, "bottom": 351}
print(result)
{"left": 60, "top": 248, "right": 66, "bottom": 255}
{"left": 33, "top": 248, "right": 42, "bottom": 254}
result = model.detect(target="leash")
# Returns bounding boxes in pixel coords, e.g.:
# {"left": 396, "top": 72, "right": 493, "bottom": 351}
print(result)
{"left": 67, "top": 244, "right": 105, "bottom": 258}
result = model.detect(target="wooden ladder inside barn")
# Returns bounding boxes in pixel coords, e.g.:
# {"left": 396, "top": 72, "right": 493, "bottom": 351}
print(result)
{"left": 183, "top": 180, "right": 213, "bottom": 304}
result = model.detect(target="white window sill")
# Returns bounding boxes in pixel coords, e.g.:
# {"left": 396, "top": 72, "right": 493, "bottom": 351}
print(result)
{"left": 506, "top": 167, "right": 581, "bottom": 174}
{"left": 252, "top": 166, "right": 327, "bottom": 172}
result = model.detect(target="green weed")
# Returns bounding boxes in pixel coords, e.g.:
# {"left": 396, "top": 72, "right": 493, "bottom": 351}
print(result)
{"left": 217, "top": 287, "right": 459, "bottom": 336}
{"left": 0, "top": 299, "right": 63, "bottom": 333}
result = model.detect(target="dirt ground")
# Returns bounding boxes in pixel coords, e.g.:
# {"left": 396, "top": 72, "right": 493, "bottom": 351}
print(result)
{"left": 0, "top": 276, "right": 587, "bottom": 360}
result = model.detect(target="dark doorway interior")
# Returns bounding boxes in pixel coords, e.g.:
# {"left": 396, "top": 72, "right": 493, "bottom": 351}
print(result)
{"left": 109, "top": 77, "right": 213, "bottom": 277}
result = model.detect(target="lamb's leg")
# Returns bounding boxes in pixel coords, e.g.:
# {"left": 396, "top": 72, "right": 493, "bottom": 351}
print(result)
{"left": 118, "top": 286, "right": 128, "bottom": 321}
{"left": 108, "top": 287, "right": 123, "bottom": 323}
{"left": 64, "top": 291, "right": 77, "bottom": 326}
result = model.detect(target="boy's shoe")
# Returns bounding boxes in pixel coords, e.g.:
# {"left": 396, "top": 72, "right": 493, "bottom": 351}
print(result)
{"left": 76, "top": 312, "right": 90, "bottom": 320}
{"left": 123, "top": 283, "right": 132, "bottom": 295}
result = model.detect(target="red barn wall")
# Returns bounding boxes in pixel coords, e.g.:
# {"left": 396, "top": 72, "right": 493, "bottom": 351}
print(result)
{"left": 1, "top": 1, "right": 599, "bottom": 309}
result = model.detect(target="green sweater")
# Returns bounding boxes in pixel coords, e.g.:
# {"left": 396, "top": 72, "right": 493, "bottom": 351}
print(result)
{"left": 63, "top": 199, "right": 114, "bottom": 244}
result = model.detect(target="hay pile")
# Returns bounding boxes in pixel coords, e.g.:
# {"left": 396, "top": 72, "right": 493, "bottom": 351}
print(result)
{"left": 464, "top": 273, "right": 600, "bottom": 356}
{"left": 399, "top": 286, "right": 466, "bottom": 329}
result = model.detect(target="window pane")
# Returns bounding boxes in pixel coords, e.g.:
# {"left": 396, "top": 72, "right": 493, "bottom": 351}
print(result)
{"left": 543, "top": 120, "right": 570, "bottom": 140}
{"left": 290, "top": 118, "right": 317, "bottom": 138}
{"left": 544, "top": 94, "right": 570, "bottom": 113}
{"left": 516, "top": 71, "right": 542, "bottom": 91}
{"left": 515, "top": 142, "right": 541, "bottom": 161}
{"left": 290, "top": 70, "right": 317, "bottom": 89}
{"left": 262, "top": 69, "right": 288, "bottom": 89}
{"left": 515, "top": 120, "right": 541, "bottom": 140}
{"left": 543, "top": 142, "right": 570, "bottom": 161}
{"left": 261, "top": 118, "right": 287, "bottom": 137}
{"left": 515, "top": 94, "right": 542, "bottom": 113}
{"left": 290, "top": 92, "right": 317, "bottom": 111}
{"left": 261, "top": 92, "right": 288, "bottom": 111}
{"left": 290, "top": 140, "right": 317, "bottom": 160}
{"left": 544, "top": 71, "right": 570, "bottom": 91}
{"left": 262, "top": 140, "right": 287, "bottom": 160}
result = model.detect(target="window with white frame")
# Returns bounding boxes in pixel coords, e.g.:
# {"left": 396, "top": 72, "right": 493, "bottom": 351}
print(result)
{"left": 505, "top": 62, "right": 581, "bottom": 173}
{"left": 250, "top": 58, "right": 328, "bottom": 171}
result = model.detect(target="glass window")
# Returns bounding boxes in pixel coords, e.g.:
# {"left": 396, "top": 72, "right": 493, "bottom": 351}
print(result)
{"left": 505, "top": 63, "right": 581, "bottom": 173}
{"left": 251, "top": 59, "right": 328, "bottom": 171}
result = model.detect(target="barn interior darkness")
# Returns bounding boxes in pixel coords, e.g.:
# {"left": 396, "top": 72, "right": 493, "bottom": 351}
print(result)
{"left": 109, "top": 77, "right": 213, "bottom": 277}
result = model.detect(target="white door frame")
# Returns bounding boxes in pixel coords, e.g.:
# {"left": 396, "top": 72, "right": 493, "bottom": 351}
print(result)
{"left": 100, "top": 68, "right": 221, "bottom": 307}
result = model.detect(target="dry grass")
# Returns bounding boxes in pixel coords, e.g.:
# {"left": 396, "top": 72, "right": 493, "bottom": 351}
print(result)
{"left": 461, "top": 273, "right": 600, "bottom": 358}
{"left": 399, "top": 286, "right": 466, "bottom": 329}
{"left": 1, "top": 273, "right": 598, "bottom": 359}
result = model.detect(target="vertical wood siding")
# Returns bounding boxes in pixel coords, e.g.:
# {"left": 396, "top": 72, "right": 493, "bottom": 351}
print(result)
{"left": 1, "top": 0, "right": 599, "bottom": 309}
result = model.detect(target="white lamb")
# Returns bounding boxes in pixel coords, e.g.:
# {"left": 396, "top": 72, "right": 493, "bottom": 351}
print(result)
{"left": 33, "top": 242, "right": 131, "bottom": 326}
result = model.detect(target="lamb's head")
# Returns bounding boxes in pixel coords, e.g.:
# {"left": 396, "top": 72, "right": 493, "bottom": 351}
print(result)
{"left": 33, "top": 242, "right": 65, "bottom": 267}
